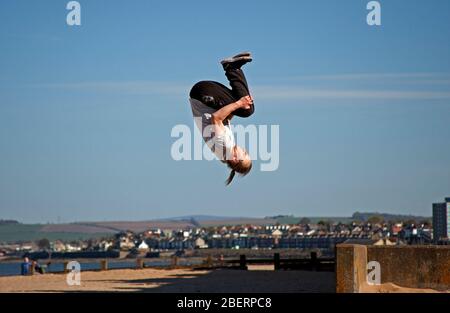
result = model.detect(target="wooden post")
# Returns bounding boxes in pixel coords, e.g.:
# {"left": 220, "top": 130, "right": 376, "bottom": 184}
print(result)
{"left": 136, "top": 258, "right": 144, "bottom": 269}
{"left": 100, "top": 259, "right": 108, "bottom": 271}
{"left": 334, "top": 244, "right": 337, "bottom": 273}
{"left": 206, "top": 255, "right": 213, "bottom": 267}
{"left": 239, "top": 254, "right": 247, "bottom": 270}
{"left": 171, "top": 256, "right": 178, "bottom": 268}
{"left": 310, "top": 251, "right": 318, "bottom": 271}
{"left": 274, "top": 253, "right": 281, "bottom": 270}
{"left": 63, "top": 261, "right": 69, "bottom": 274}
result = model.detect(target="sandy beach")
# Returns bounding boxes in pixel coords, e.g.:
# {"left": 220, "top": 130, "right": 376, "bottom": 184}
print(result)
{"left": 0, "top": 265, "right": 336, "bottom": 293}
{"left": 1, "top": 265, "right": 447, "bottom": 293}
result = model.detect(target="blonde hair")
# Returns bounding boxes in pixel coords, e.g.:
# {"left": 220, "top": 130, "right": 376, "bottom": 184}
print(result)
{"left": 224, "top": 158, "right": 252, "bottom": 185}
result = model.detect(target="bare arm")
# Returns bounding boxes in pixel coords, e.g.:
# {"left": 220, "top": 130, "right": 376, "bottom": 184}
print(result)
{"left": 211, "top": 96, "right": 253, "bottom": 124}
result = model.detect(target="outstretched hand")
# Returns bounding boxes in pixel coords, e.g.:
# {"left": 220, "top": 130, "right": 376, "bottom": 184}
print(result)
{"left": 237, "top": 95, "right": 253, "bottom": 110}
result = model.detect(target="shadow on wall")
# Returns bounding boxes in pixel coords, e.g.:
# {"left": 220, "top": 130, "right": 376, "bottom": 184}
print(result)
{"left": 336, "top": 244, "right": 450, "bottom": 293}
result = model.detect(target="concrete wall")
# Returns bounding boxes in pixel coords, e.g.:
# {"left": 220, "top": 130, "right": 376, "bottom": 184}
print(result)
{"left": 336, "top": 244, "right": 367, "bottom": 293}
{"left": 367, "top": 246, "right": 450, "bottom": 291}
{"left": 336, "top": 244, "right": 450, "bottom": 292}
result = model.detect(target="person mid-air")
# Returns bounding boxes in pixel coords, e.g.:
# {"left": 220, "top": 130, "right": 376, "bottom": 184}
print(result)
{"left": 189, "top": 52, "right": 255, "bottom": 185}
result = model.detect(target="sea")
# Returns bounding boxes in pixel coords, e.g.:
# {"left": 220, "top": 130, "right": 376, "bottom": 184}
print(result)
{"left": 0, "top": 258, "right": 203, "bottom": 277}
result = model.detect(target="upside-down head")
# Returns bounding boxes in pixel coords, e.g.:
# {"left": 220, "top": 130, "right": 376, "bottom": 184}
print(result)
{"left": 224, "top": 146, "right": 252, "bottom": 185}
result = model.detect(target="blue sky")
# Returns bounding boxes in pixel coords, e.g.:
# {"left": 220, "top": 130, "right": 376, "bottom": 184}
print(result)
{"left": 1, "top": 0, "right": 450, "bottom": 223}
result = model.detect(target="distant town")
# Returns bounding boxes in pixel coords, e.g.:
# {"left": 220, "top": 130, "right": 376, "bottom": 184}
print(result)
{"left": 1, "top": 197, "right": 449, "bottom": 260}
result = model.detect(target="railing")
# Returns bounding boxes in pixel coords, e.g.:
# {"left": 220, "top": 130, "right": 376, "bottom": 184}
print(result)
{"left": 194, "top": 252, "right": 336, "bottom": 271}
{"left": 23, "top": 253, "right": 336, "bottom": 275}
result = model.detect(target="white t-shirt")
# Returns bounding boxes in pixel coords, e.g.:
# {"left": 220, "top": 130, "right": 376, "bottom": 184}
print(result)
{"left": 190, "top": 98, "right": 235, "bottom": 161}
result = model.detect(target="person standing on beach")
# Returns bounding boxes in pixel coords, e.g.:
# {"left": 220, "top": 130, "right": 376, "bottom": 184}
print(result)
{"left": 21, "top": 257, "right": 31, "bottom": 275}
{"left": 189, "top": 52, "right": 255, "bottom": 185}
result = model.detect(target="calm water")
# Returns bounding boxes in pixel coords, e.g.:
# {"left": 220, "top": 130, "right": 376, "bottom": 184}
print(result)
{"left": 0, "top": 259, "right": 202, "bottom": 277}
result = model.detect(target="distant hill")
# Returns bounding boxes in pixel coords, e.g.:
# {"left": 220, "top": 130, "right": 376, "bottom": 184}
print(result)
{"left": 272, "top": 216, "right": 353, "bottom": 224}
{"left": 0, "top": 219, "right": 19, "bottom": 226}
{"left": 158, "top": 215, "right": 276, "bottom": 227}
{"left": 157, "top": 215, "right": 247, "bottom": 222}
{"left": 269, "top": 212, "right": 431, "bottom": 224}
{"left": 199, "top": 217, "right": 277, "bottom": 227}
{"left": 351, "top": 212, "right": 431, "bottom": 222}
{"left": 0, "top": 216, "right": 275, "bottom": 243}
{"left": 0, "top": 212, "right": 432, "bottom": 243}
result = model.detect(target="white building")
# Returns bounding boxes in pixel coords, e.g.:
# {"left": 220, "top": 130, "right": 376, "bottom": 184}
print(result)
{"left": 138, "top": 241, "right": 149, "bottom": 250}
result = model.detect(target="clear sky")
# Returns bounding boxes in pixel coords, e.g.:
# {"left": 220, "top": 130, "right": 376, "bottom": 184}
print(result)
{"left": 1, "top": 0, "right": 450, "bottom": 223}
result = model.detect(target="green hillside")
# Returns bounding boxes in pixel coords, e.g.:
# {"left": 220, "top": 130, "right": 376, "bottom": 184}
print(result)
{"left": 0, "top": 224, "right": 110, "bottom": 243}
